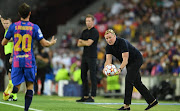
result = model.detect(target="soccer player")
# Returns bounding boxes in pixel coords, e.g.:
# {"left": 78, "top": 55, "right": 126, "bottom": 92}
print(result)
{"left": 0, "top": 15, "right": 17, "bottom": 101}
{"left": 103, "top": 29, "right": 158, "bottom": 110}
{"left": 1, "top": 3, "right": 57, "bottom": 111}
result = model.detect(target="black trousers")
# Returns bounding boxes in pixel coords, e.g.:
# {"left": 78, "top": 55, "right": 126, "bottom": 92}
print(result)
{"left": 5, "top": 53, "right": 11, "bottom": 75}
{"left": 35, "top": 68, "right": 46, "bottom": 95}
{"left": 124, "top": 56, "right": 155, "bottom": 105}
{"left": 81, "top": 57, "right": 97, "bottom": 97}
{"left": 0, "top": 69, "right": 5, "bottom": 91}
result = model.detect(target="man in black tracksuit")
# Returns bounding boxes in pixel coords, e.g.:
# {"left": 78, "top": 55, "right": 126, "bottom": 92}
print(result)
{"left": 76, "top": 14, "right": 99, "bottom": 102}
{"left": 103, "top": 29, "right": 158, "bottom": 110}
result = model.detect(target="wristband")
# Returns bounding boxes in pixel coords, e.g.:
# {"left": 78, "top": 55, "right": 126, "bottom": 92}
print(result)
{"left": 119, "top": 68, "right": 123, "bottom": 72}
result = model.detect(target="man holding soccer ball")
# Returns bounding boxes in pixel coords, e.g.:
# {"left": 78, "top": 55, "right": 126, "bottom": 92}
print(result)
{"left": 103, "top": 29, "right": 158, "bottom": 110}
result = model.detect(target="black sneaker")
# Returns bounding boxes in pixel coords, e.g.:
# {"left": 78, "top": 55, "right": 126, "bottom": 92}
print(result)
{"left": 84, "top": 97, "right": 94, "bottom": 102}
{"left": 76, "top": 97, "right": 87, "bottom": 102}
{"left": 117, "top": 106, "right": 130, "bottom": 110}
{"left": 145, "top": 100, "right": 158, "bottom": 110}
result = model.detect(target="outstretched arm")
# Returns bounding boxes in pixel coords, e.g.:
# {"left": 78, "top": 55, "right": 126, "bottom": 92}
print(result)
{"left": 40, "top": 36, "right": 57, "bottom": 47}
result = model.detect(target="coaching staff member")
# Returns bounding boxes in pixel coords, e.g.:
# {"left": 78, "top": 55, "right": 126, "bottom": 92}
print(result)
{"left": 103, "top": 29, "right": 158, "bottom": 110}
{"left": 76, "top": 14, "right": 99, "bottom": 102}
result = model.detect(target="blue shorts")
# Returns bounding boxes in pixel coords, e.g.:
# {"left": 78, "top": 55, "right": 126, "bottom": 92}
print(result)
{"left": 11, "top": 67, "right": 36, "bottom": 86}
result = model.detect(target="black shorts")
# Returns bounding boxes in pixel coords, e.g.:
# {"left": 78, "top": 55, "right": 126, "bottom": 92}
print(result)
{"left": 5, "top": 53, "right": 12, "bottom": 75}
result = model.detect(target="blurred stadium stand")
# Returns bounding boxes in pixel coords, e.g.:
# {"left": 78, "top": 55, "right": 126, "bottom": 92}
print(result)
{"left": 53, "top": 0, "right": 116, "bottom": 49}
{"left": 0, "top": 0, "right": 180, "bottom": 101}
{"left": 0, "top": 0, "right": 96, "bottom": 57}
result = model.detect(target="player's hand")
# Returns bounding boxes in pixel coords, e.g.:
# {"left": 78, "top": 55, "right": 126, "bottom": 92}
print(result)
{"left": 117, "top": 68, "right": 121, "bottom": 75}
{"left": 50, "top": 36, "right": 57, "bottom": 45}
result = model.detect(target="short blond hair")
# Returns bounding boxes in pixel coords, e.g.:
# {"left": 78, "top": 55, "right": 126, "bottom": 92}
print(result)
{"left": 105, "top": 29, "right": 115, "bottom": 35}
{"left": 86, "top": 14, "right": 95, "bottom": 21}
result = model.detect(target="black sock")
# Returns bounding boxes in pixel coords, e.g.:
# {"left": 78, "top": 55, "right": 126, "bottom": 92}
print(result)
{"left": 24, "top": 90, "right": 33, "bottom": 111}
{"left": 12, "top": 86, "right": 18, "bottom": 93}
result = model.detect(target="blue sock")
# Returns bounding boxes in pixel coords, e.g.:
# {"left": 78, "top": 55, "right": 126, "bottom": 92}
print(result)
{"left": 12, "top": 86, "right": 18, "bottom": 93}
{"left": 24, "top": 90, "right": 33, "bottom": 111}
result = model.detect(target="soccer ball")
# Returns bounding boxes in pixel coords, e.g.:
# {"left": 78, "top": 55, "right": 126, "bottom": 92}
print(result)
{"left": 104, "top": 64, "right": 118, "bottom": 76}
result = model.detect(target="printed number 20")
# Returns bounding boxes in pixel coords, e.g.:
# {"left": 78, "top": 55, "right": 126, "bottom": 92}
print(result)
{"left": 14, "top": 34, "right": 32, "bottom": 52}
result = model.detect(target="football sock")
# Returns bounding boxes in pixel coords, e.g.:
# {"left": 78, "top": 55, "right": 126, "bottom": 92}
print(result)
{"left": 12, "top": 86, "right": 18, "bottom": 93}
{"left": 24, "top": 90, "right": 33, "bottom": 111}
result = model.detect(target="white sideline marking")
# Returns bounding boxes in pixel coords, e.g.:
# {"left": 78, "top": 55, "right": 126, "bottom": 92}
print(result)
{"left": 0, "top": 101, "right": 43, "bottom": 111}
{"left": 84, "top": 102, "right": 180, "bottom": 105}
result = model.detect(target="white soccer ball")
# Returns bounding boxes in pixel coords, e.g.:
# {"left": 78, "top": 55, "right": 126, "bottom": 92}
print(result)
{"left": 104, "top": 64, "right": 118, "bottom": 76}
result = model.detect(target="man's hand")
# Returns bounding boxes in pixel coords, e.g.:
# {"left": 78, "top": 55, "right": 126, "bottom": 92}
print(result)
{"left": 116, "top": 68, "right": 121, "bottom": 75}
{"left": 50, "top": 36, "right": 57, "bottom": 45}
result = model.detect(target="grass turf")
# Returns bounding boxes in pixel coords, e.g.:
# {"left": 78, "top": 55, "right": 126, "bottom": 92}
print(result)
{"left": 0, "top": 92, "right": 179, "bottom": 111}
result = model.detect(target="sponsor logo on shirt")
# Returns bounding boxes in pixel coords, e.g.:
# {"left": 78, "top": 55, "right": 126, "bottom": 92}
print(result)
{"left": 16, "top": 54, "right": 29, "bottom": 58}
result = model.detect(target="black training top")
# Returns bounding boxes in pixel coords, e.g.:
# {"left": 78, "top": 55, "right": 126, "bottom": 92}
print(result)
{"left": 106, "top": 37, "right": 142, "bottom": 63}
{"left": 80, "top": 27, "right": 99, "bottom": 58}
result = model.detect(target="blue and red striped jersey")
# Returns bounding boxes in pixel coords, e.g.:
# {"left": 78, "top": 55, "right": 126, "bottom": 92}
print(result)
{"left": 5, "top": 20, "right": 44, "bottom": 68}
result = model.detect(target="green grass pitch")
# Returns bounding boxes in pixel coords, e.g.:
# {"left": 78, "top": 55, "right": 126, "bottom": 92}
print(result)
{"left": 0, "top": 92, "right": 179, "bottom": 111}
